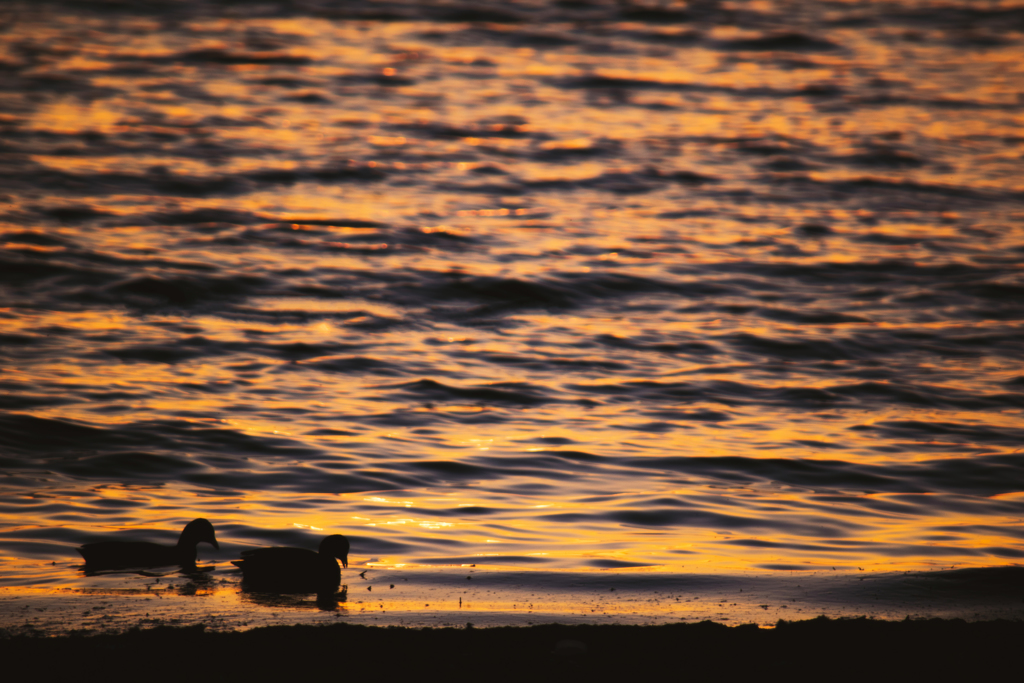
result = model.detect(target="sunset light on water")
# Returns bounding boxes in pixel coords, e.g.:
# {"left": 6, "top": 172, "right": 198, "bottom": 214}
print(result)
{"left": 1, "top": 0, "right": 1023, "bottom": 633}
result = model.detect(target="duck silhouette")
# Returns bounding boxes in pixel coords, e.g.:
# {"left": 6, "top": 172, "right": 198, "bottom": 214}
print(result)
{"left": 77, "top": 518, "right": 219, "bottom": 570}
{"left": 232, "top": 534, "right": 349, "bottom": 594}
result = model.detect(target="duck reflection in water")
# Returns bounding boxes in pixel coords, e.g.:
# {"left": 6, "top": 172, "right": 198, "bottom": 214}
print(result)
{"left": 239, "top": 586, "right": 349, "bottom": 612}
{"left": 77, "top": 518, "right": 219, "bottom": 573}
{"left": 233, "top": 534, "right": 349, "bottom": 610}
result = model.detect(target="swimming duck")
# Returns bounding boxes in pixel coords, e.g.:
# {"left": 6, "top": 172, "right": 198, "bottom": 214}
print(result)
{"left": 77, "top": 518, "right": 219, "bottom": 570}
{"left": 232, "top": 534, "right": 349, "bottom": 594}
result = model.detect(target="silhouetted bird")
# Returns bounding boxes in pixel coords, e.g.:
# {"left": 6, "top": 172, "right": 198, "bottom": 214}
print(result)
{"left": 77, "top": 518, "right": 219, "bottom": 570}
{"left": 232, "top": 534, "right": 350, "bottom": 594}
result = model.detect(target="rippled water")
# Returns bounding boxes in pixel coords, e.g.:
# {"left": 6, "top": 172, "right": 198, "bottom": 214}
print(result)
{"left": 1, "top": 0, "right": 1023, "bottom": 604}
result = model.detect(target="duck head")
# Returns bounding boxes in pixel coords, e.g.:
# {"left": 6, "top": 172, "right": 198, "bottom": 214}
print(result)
{"left": 179, "top": 518, "right": 220, "bottom": 550}
{"left": 319, "top": 534, "right": 350, "bottom": 568}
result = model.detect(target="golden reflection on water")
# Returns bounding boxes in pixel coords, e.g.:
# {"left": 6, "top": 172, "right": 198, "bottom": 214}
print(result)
{"left": 2, "top": 3, "right": 1023, "bottom": 592}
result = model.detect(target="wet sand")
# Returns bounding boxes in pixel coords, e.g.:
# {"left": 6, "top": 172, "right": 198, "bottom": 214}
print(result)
{"left": 2, "top": 565, "right": 1022, "bottom": 635}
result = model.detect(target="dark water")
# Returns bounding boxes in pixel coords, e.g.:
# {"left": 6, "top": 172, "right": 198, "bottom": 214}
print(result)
{"left": 1, "top": 0, "right": 1023, "bottom": 604}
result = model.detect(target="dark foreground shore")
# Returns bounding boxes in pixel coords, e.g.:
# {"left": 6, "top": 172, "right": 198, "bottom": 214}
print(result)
{"left": 3, "top": 617, "right": 1022, "bottom": 680}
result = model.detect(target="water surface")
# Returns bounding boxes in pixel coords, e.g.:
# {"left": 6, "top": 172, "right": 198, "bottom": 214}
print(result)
{"left": 1, "top": 0, "right": 1023, "bottom": 619}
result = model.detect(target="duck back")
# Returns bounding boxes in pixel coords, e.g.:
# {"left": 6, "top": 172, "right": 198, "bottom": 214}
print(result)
{"left": 77, "top": 541, "right": 191, "bottom": 570}
{"left": 233, "top": 547, "right": 341, "bottom": 594}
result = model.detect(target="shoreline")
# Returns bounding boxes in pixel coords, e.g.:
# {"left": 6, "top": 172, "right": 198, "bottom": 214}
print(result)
{"left": 2, "top": 565, "right": 1022, "bottom": 636}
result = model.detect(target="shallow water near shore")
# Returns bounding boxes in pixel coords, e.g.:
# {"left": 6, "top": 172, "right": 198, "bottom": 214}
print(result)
{"left": 2, "top": 0, "right": 1024, "bottom": 627}
{"left": 2, "top": 564, "right": 1023, "bottom": 635}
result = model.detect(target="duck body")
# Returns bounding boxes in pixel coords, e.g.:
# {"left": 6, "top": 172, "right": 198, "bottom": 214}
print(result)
{"left": 233, "top": 534, "right": 349, "bottom": 594}
{"left": 77, "top": 518, "right": 219, "bottom": 570}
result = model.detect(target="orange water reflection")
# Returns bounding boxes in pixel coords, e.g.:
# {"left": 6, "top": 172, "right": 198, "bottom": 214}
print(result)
{"left": 1, "top": 2, "right": 1023, "bottom": 595}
